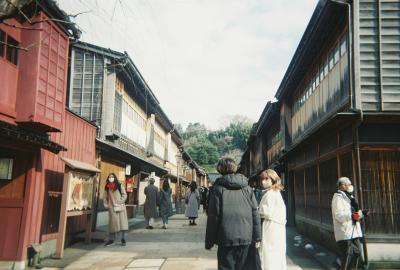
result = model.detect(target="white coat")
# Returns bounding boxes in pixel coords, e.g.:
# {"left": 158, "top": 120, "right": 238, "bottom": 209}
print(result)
{"left": 259, "top": 189, "right": 287, "bottom": 270}
{"left": 331, "top": 190, "right": 363, "bottom": 242}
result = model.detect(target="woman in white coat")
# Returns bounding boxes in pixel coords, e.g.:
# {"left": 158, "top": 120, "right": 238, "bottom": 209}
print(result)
{"left": 258, "top": 169, "right": 287, "bottom": 270}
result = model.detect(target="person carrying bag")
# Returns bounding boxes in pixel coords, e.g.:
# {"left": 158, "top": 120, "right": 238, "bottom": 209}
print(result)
{"left": 103, "top": 173, "right": 129, "bottom": 246}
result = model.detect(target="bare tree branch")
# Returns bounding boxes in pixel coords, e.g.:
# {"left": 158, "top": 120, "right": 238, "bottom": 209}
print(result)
{"left": 0, "top": 40, "right": 29, "bottom": 51}
{"left": 4, "top": 0, "right": 32, "bottom": 23}
{"left": 0, "top": 31, "right": 50, "bottom": 51}
{"left": 30, "top": 18, "right": 76, "bottom": 25}
{"left": 1, "top": 21, "right": 43, "bottom": 31}
{"left": 68, "top": 10, "right": 93, "bottom": 18}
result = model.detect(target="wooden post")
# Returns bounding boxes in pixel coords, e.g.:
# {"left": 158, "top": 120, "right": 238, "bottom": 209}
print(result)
{"left": 55, "top": 169, "right": 71, "bottom": 258}
{"left": 85, "top": 176, "right": 97, "bottom": 244}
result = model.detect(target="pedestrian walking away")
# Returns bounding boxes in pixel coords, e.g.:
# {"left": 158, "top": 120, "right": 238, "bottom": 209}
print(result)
{"left": 102, "top": 173, "right": 129, "bottom": 246}
{"left": 159, "top": 179, "right": 173, "bottom": 229}
{"left": 201, "top": 186, "right": 209, "bottom": 213}
{"left": 205, "top": 157, "right": 262, "bottom": 270}
{"left": 144, "top": 177, "right": 160, "bottom": 229}
{"left": 205, "top": 184, "right": 213, "bottom": 216}
{"left": 185, "top": 181, "right": 200, "bottom": 225}
{"left": 331, "top": 177, "right": 368, "bottom": 270}
{"left": 258, "top": 169, "right": 287, "bottom": 270}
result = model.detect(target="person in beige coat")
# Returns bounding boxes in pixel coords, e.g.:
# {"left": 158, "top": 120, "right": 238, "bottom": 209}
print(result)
{"left": 103, "top": 173, "right": 129, "bottom": 246}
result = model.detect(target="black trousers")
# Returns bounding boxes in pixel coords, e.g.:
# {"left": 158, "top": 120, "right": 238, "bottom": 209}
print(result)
{"left": 217, "top": 244, "right": 261, "bottom": 270}
{"left": 337, "top": 238, "right": 362, "bottom": 270}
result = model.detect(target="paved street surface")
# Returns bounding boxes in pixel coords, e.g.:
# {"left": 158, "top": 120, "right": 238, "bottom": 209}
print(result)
{"left": 40, "top": 213, "right": 324, "bottom": 270}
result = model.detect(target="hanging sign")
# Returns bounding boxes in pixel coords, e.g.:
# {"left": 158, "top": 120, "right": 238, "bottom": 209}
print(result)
{"left": 126, "top": 176, "right": 135, "bottom": 192}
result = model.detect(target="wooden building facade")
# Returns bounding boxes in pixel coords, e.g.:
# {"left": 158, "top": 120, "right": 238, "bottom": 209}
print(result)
{"left": 0, "top": 1, "right": 96, "bottom": 268}
{"left": 67, "top": 41, "right": 204, "bottom": 223}
{"left": 240, "top": 0, "right": 400, "bottom": 266}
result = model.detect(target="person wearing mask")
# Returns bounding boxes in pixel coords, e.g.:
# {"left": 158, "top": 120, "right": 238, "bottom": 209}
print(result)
{"left": 159, "top": 179, "right": 173, "bottom": 229}
{"left": 258, "top": 169, "right": 287, "bottom": 270}
{"left": 144, "top": 177, "right": 159, "bottom": 229}
{"left": 185, "top": 181, "right": 200, "bottom": 225}
{"left": 206, "top": 157, "right": 261, "bottom": 270}
{"left": 332, "top": 177, "right": 365, "bottom": 269}
{"left": 250, "top": 180, "right": 262, "bottom": 205}
{"left": 103, "top": 173, "right": 129, "bottom": 246}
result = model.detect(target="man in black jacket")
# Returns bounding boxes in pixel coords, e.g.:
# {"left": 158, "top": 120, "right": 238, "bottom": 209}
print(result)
{"left": 205, "top": 157, "right": 261, "bottom": 270}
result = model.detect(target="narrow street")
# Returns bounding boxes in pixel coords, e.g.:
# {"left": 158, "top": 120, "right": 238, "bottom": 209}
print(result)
{"left": 41, "top": 213, "right": 323, "bottom": 270}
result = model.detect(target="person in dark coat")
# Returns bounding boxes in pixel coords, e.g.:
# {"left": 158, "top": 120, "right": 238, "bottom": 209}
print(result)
{"left": 201, "top": 186, "right": 209, "bottom": 212}
{"left": 159, "top": 180, "right": 173, "bottom": 229}
{"left": 205, "top": 157, "right": 262, "bottom": 270}
{"left": 144, "top": 177, "right": 159, "bottom": 229}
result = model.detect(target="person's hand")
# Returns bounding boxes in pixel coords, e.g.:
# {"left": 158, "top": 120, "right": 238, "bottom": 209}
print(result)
{"left": 255, "top": 241, "right": 261, "bottom": 249}
{"left": 352, "top": 211, "right": 361, "bottom": 221}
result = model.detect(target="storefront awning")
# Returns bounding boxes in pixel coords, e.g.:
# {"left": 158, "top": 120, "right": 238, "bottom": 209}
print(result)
{"left": 61, "top": 157, "right": 100, "bottom": 173}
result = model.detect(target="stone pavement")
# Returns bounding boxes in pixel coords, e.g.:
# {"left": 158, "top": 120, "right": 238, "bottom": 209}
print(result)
{"left": 39, "top": 213, "right": 325, "bottom": 270}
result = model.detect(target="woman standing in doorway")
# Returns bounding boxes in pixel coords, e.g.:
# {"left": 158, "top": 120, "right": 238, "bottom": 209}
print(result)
{"left": 159, "top": 180, "right": 173, "bottom": 229}
{"left": 258, "top": 169, "right": 287, "bottom": 270}
{"left": 185, "top": 181, "right": 200, "bottom": 225}
{"left": 103, "top": 173, "right": 129, "bottom": 246}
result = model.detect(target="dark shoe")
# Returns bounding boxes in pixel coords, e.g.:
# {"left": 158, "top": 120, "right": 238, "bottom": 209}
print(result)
{"left": 192, "top": 222, "right": 197, "bottom": 226}
{"left": 104, "top": 240, "right": 114, "bottom": 246}
{"left": 121, "top": 239, "right": 126, "bottom": 246}
{"left": 146, "top": 226, "right": 154, "bottom": 229}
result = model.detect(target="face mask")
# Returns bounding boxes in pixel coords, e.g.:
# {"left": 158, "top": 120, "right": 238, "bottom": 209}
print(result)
{"left": 347, "top": 185, "right": 354, "bottom": 193}
{"left": 108, "top": 177, "right": 115, "bottom": 183}
{"left": 261, "top": 179, "right": 272, "bottom": 190}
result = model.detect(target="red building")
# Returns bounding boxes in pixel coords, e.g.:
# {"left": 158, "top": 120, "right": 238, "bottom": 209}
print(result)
{"left": 0, "top": 1, "right": 89, "bottom": 268}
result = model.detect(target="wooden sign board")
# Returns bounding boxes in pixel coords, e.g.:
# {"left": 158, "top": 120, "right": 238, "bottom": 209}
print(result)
{"left": 56, "top": 166, "right": 98, "bottom": 258}
{"left": 67, "top": 172, "right": 94, "bottom": 211}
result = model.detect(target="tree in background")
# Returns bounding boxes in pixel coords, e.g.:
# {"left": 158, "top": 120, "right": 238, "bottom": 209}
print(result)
{"left": 179, "top": 116, "right": 253, "bottom": 172}
{"left": 225, "top": 116, "right": 253, "bottom": 151}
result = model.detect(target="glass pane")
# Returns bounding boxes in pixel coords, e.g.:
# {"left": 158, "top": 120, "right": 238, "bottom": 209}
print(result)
{"left": 6, "top": 35, "right": 19, "bottom": 65}
{"left": 0, "top": 30, "right": 5, "bottom": 58}
{"left": 329, "top": 52, "right": 334, "bottom": 71}
{"left": 334, "top": 45, "right": 340, "bottom": 64}
{"left": 340, "top": 35, "right": 347, "bottom": 56}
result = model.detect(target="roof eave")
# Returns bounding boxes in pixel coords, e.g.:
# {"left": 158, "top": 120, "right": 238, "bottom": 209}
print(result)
{"left": 275, "top": 0, "right": 329, "bottom": 100}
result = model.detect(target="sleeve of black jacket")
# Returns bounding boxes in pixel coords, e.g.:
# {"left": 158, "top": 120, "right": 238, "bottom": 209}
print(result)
{"left": 205, "top": 186, "right": 220, "bottom": 249}
{"left": 250, "top": 187, "right": 261, "bottom": 242}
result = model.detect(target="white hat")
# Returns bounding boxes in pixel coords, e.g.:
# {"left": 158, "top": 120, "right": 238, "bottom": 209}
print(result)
{"left": 337, "top": 177, "right": 351, "bottom": 187}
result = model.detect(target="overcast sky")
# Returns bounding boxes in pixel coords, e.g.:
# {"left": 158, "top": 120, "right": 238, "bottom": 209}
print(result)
{"left": 58, "top": 0, "right": 319, "bottom": 130}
